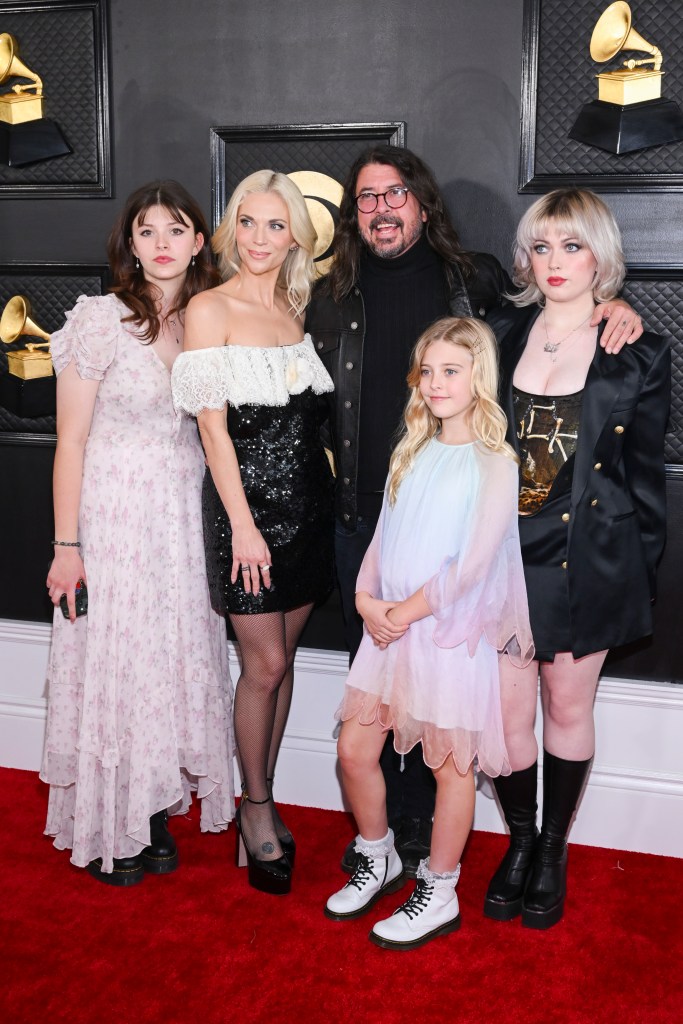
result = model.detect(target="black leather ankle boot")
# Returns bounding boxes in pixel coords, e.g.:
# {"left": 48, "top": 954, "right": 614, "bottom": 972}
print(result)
{"left": 141, "top": 809, "right": 178, "bottom": 874}
{"left": 484, "top": 763, "right": 538, "bottom": 921}
{"left": 522, "top": 751, "right": 592, "bottom": 930}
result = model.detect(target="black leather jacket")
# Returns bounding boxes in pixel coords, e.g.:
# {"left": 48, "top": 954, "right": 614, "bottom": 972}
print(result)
{"left": 305, "top": 251, "right": 512, "bottom": 528}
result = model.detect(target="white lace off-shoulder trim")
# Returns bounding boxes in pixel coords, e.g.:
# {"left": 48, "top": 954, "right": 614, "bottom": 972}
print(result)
{"left": 171, "top": 334, "right": 333, "bottom": 415}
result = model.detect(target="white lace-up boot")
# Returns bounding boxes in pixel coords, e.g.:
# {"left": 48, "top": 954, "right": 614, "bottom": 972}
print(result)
{"left": 325, "top": 829, "right": 405, "bottom": 921}
{"left": 369, "top": 858, "right": 461, "bottom": 949}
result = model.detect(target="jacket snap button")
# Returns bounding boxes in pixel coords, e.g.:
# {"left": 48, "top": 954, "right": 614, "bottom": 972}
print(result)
{"left": 479, "top": 307, "right": 486, "bottom": 316}
{"left": 344, "top": 513, "right": 350, "bottom": 521}
{"left": 317, "top": 341, "right": 323, "bottom": 350}
{"left": 561, "top": 561, "right": 568, "bottom": 570}
{"left": 561, "top": 513, "right": 570, "bottom": 522}
{"left": 594, "top": 462, "right": 602, "bottom": 471}
{"left": 343, "top": 439, "right": 351, "bottom": 447}
{"left": 344, "top": 400, "right": 351, "bottom": 409}
{"left": 345, "top": 361, "right": 354, "bottom": 370}
{"left": 614, "top": 425, "right": 624, "bottom": 434}
{"left": 350, "top": 321, "right": 358, "bottom": 330}
{"left": 591, "top": 498, "right": 598, "bottom": 507}
{"left": 343, "top": 477, "right": 350, "bottom": 485}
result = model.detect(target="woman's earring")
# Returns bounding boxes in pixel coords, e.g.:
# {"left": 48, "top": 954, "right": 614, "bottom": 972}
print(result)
{"left": 289, "top": 244, "right": 299, "bottom": 252}
{"left": 135, "top": 257, "right": 140, "bottom": 270}
{"left": 191, "top": 255, "right": 196, "bottom": 267}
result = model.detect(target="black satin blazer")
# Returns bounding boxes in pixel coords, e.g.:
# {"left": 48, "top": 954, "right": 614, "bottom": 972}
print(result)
{"left": 488, "top": 304, "right": 671, "bottom": 657}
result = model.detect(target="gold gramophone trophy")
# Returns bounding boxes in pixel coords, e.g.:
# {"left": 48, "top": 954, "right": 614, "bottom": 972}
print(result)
{"left": 0, "top": 295, "right": 56, "bottom": 418}
{"left": 569, "top": 3, "right": 683, "bottom": 154}
{"left": 0, "top": 31, "right": 70, "bottom": 167}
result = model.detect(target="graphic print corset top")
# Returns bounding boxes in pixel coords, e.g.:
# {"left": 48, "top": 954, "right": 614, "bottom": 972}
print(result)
{"left": 512, "top": 386, "right": 583, "bottom": 516}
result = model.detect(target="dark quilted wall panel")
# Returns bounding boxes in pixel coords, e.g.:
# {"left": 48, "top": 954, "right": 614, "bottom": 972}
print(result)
{"left": 0, "top": 265, "right": 108, "bottom": 432}
{"left": 533, "top": 0, "right": 683, "bottom": 178}
{"left": 0, "top": 0, "right": 110, "bottom": 195}
{"left": 623, "top": 269, "right": 683, "bottom": 465}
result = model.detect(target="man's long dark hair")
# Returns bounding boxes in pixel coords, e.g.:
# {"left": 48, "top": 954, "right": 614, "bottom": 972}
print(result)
{"left": 325, "top": 146, "right": 472, "bottom": 302}
{"left": 107, "top": 180, "right": 220, "bottom": 342}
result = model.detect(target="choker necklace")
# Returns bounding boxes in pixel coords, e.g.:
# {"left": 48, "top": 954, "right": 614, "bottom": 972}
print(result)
{"left": 542, "top": 309, "right": 592, "bottom": 362}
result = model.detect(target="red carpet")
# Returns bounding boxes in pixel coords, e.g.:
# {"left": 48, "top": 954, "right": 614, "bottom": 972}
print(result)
{"left": 1, "top": 767, "right": 681, "bottom": 1024}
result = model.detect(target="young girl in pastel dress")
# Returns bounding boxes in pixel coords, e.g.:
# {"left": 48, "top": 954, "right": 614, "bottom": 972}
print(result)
{"left": 325, "top": 317, "right": 534, "bottom": 950}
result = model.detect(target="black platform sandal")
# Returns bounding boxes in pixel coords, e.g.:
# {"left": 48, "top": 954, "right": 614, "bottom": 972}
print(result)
{"left": 235, "top": 792, "right": 292, "bottom": 895}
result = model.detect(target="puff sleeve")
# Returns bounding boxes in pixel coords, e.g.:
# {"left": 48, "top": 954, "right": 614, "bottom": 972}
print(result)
{"left": 50, "top": 295, "right": 119, "bottom": 380}
{"left": 49, "top": 292, "right": 120, "bottom": 380}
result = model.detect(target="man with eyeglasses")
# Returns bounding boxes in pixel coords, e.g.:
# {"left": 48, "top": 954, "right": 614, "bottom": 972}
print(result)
{"left": 305, "top": 145, "right": 641, "bottom": 878}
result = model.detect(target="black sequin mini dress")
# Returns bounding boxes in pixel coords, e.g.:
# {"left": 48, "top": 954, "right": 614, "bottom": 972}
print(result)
{"left": 172, "top": 336, "right": 335, "bottom": 614}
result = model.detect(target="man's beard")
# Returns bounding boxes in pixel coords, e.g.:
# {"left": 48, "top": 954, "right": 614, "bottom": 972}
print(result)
{"left": 362, "top": 215, "right": 425, "bottom": 259}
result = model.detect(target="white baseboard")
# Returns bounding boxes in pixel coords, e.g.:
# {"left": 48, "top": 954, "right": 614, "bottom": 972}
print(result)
{"left": 1, "top": 619, "right": 681, "bottom": 858}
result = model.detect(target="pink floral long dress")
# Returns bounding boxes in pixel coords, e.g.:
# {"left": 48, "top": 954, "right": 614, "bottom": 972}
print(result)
{"left": 40, "top": 295, "right": 234, "bottom": 873}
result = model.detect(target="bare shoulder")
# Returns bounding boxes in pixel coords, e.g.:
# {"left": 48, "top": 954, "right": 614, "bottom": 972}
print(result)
{"left": 185, "top": 285, "right": 234, "bottom": 350}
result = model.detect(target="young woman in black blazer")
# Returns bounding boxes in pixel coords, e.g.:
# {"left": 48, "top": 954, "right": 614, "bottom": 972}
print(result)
{"left": 485, "top": 189, "right": 670, "bottom": 929}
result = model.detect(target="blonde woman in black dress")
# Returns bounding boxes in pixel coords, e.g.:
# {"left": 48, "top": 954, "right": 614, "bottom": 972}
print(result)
{"left": 172, "top": 171, "right": 334, "bottom": 894}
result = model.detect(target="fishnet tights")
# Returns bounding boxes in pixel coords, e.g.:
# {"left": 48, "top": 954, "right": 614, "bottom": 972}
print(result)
{"left": 231, "top": 603, "right": 312, "bottom": 861}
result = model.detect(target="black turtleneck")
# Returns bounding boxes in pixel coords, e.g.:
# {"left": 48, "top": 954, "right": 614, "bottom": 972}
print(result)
{"left": 356, "top": 233, "right": 449, "bottom": 516}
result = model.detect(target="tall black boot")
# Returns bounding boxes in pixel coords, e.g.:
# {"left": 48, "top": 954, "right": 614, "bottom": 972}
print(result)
{"left": 521, "top": 751, "right": 592, "bottom": 930}
{"left": 141, "top": 809, "right": 178, "bottom": 875}
{"left": 483, "top": 763, "right": 538, "bottom": 921}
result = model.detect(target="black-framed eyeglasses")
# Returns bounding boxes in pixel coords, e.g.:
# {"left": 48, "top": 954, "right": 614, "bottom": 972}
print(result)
{"left": 354, "top": 187, "right": 410, "bottom": 214}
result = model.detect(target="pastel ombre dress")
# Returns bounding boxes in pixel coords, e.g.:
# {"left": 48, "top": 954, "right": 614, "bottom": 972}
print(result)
{"left": 337, "top": 438, "right": 534, "bottom": 777}
{"left": 41, "top": 295, "right": 235, "bottom": 873}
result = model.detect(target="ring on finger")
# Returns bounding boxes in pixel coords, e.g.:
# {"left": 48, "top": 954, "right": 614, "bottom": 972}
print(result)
{"left": 260, "top": 563, "right": 271, "bottom": 571}
{"left": 240, "top": 564, "right": 249, "bottom": 572}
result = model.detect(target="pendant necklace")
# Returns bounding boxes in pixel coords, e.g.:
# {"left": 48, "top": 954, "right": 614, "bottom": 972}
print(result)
{"left": 542, "top": 309, "right": 592, "bottom": 362}
{"left": 162, "top": 310, "right": 181, "bottom": 345}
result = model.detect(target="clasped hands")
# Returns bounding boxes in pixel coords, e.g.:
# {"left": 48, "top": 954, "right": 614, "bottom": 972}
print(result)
{"left": 356, "top": 592, "right": 410, "bottom": 650}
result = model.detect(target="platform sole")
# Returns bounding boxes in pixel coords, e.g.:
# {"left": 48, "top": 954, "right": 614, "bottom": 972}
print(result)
{"left": 369, "top": 913, "right": 461, "bottom": 950}
{"left": 324, "top": 871, "right": 406, "bottom": 922}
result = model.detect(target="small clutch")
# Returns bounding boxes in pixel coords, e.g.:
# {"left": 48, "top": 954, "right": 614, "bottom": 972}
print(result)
{"left": 59, "top": 579, "right": 88, "bottom": 619}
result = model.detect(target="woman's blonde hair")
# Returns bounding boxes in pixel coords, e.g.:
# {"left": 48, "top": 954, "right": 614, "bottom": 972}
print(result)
{"left": 509, "top": 188, "right": 625, "bottom": 306}
{"left": 387, "top": 318, "right": 518, "bottom": 504}
{"left": 211, "top": 170, "right": 317, "bottom": 316}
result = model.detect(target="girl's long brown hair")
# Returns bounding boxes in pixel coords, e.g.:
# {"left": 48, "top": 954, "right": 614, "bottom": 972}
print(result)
{"left": 107, "top": 180, "right": 220, "bottom": 342}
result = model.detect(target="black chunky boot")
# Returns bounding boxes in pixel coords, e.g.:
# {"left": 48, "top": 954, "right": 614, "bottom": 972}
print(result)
{"left": 521, "top": 751, "right": 593, "bottom": 930}
{"left": 483, "top": 763, "right": 538, "bottom": 921}
{"left": 87, "top": 854, "right": 144, "bottom": 887}
{"left": 141, "top": 809, "right": 179, "bottom": 875}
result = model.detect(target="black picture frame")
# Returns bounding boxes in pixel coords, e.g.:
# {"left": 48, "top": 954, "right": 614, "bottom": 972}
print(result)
{"left": 210, "top": 122, "right": 406, "bottom": 231}
{"left": 0, "top": 0, "right": 111, "bottom": 197}
{"left": 0, "top": 260, "right": 110, "bottom": 434}
{"left": 519, "top": 0, "right": 683, "bottom": 193}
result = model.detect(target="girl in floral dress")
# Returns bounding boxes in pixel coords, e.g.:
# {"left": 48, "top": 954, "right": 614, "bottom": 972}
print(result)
{"left": 42, "top": 181, "right": 235, "bottom": 886}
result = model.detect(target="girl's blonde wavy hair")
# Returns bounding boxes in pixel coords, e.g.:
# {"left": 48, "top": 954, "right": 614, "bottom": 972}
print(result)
{"left": 211, "top": 170, "right": 317, "bottom": 317}
{"left": 387, "top": 317, "right": 518, "bottom": 505}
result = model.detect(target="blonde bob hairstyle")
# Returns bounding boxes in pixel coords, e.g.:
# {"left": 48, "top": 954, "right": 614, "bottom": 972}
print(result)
{"left": 509, "top": 188, "right": 625, "bottom": 307}
{"left": 211, "top": 170, "right": 317, "bottom": 316}
{"left": 387, "top": 317, "right": 518, "bottom": 505}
